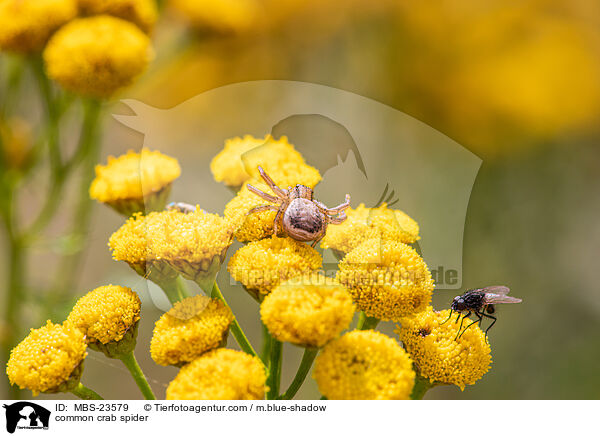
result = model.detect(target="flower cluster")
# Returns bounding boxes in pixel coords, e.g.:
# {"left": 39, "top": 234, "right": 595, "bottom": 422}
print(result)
{"left": 228, "top": 236, "right": 323, "bottom": 300}
{"left": 90, "top": 149, "right": 181, "bottom": 215}
{"left": 6, "top": 321, "right": 87, "bottom": 396}
{"left": 397, "top": 307, "right": 492, "bottom": 390}
{"left": 0, "top": 0, "right": 78, "bottom": 53}
{"left": 7, "top": 131, "right": 504, "bottom": 401}
{"left": 151, "top": 296, "right": 234, "bottom": 366}
{"left": 260, "top": 274, "right": 355, "bottom": 348}
{"left": 313, "top": 330, "right": 415, "bottom": 400}
{"left": 166, "top": 349, "right": 267, "bottom": 400}
{"left": 44, "top": 15, "right": 152, "bottom": 98}
{"left": 78, "top": 0, "right": 158, "bottom": 34}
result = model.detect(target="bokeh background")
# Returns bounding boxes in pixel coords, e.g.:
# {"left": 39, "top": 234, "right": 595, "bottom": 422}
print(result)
{"left": 1, "top": 0, "right": 599, "bottom": 400}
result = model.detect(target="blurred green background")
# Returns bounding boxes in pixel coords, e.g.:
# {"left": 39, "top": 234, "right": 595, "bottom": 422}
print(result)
{"left": 1, "top": 0, "right": 599, "bottom": 400}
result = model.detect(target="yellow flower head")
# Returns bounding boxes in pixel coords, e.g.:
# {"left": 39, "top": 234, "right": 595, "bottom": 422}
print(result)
{"left": 260, "top": 274, "right": 354, "bottom": 347}
{"left": 90, "top": 149, "right": 181, "bottom": 216}
{"left": 0, "top": 0, "right": 77, "bottom": 53}
{"left": 67, "top": 285, "right": 141, "bottom": 345}
{"left": 151, "top": 296, "right": 234, "bottom": 366}
{"left": 6, "top": 321, "right": 87, "bottom": 395}
{"left": 109, "top": 209, "right": 234, "bottom": 288}
{"left": 78, "top": 0, "right": 158, "bottom": 33}
{"left": 228, "top": 236, "right": 323, "bottom": 300}
{"left": 337, "top": 239, "right": 434, "bottom": 321}
{"left": 43, "top": 15, "right": 152, "bottom": 98}
{"left": 166, "top": 349, "right": 267, "bottom": 400}
{"left": 397, "top": 307, "right": 492, "bottom": 390}
{"left": 170, "top": 0, "right": 261, "bottom": 34}
{"left": 313, "top": 330, "right": 415, "bottom": 400}
{"left": 322, "top": 203, "right": 420, "bottom": 255}
{"left": 210, "top": 134, "right": 321, "bottom": 189}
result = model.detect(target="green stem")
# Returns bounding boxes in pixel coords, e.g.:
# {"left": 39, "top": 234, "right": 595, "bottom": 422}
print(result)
{"left": 281, "top": 348, "right": 318, "bottom": 400}
{"left": 260, "top": 323, "right": 272, "bottom": 367}
{"left": 266, "top": 339, "right": 283, "bottom": 400}
{"left": 410, "top": 374, "right": 434, "bottom": 400}
{"left": 44, "top": 99, "right": 102, "bottom": 310}
{"left": 71, "top": 383, "right": 104, "bottom": 400}
{"left": 210, "top": 282, "right": 258, "bottom": 358}
{"left": 356, "top": 311, "right": 380, "bottom": 330}
{"left": 1, "top": 182, "right": 24, "bottom": 399}
{"left": 119, "top": 351, "right": 156, "bottom": 400}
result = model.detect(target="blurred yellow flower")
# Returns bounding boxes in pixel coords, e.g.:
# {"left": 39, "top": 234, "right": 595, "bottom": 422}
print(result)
{"left": 211, "top": 134, "right": 322, "bottom": 190}
{"left": 337, "top": 239, "right": 434, "bottom": 321}
{"left": 397, "top": 307, "right": 491, "bottom": 390}
{"left": 166, "top": 349, "right": 267, "bottom": 400}
{"left": 228, "top": 236, "right": 323, "bottom": 300}
{"left": 321, "top": 203, "right": 420, "bottom": 255}
{"left": 0, "top": 0, "right": 77, "bottom": 53}
{"left": 170, "top": 0, "right": 262, "bottom": 34}
{"left": 150, "top": 296, "right": 234, "bottom": 366}
{"left": 0, "top": 117, "right": 33, "bottom": 170}
{"left": 313, "top": 330, "right": 415, "bottom": 400}
{"left": 90, "top": 148, "right": 181, "bottom": 216}
{"left": 109, "top": 209, "right": 234, "bottom": 288}
{"left": 67, "top": 285, "right": 141, "bottom": 345}
{"left": 6, "top": 321, "right": 87, "bottom": 395}
{"left": 78, "top": 0, "right": 158, "bottom": 33}
{"left": 43, "top": 15, "right": 152, "bottom": 98}
{"left": 260, "top": 273, "right": 354, "bottom": 347}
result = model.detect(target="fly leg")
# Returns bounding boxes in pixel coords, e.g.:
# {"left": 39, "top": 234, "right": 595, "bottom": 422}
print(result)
{"left": 440, "top": 309, "right": 453, "bottom": 325}
{"left": 455, "top": 311, "right": 471, "bottom": 340}
{"left": 458, "top": 311, "right": 482, "bottom": 339}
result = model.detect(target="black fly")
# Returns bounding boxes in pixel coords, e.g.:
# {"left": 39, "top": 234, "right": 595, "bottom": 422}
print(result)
{"left": 441, "top": 286, "right": 522, "bottom": 339}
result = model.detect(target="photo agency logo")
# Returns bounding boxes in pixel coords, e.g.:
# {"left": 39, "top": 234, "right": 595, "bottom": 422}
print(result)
{"left": 113, "top": 80, "right": 481, "bottom": 310}
{"left": 3, "top": 402, "right": 51, "bottom": 433}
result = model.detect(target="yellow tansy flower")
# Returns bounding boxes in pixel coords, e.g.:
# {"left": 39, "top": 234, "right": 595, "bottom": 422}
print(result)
{"left": 109, "top": 209, "right": 234, "bottom": 290}
{"left": 6, "top": 321, "right": 87, "bottom": 396}
{"left": 313, "top": 330, "right": 415, "bottom": 400}
{"left": 90, "top": 149, "right": 181, "bottom": 216}
{"left": 260, "top": 274, "right": 354, "bottom": 347}
{"left": 166, "top": 349, "right": 267, "bottom": 400}
{"left": 67, "top": 285, "right": 141, "bottom": 345}
{"left": 170, "top": 0, "right": 262, "bottom": 34}
{"left": 337, "top": 238, "right": 434, "bottom": 321}
{"left": 210, "top": 134, "right": 321, "bottom": 189}
{"left": 228, "top": 236, "right": 323, "bottom": 300}
{"left": 397, "top": 307, "right": 492, "bottom": 390}
{"left": 150, "top": 296, "right": 234, "bottom": 366}
{"left": 43, "top": 15, "right": 152, "bottom": 98}
{"left": 0, "top": 0, "right": 77, "bottom": 53}
{"left": 78, "top": 0, "right": 158, "bottom": 34}
{"left": 322, "top": 203, "right": 420, "bottom": 255}
{"left": 0, "top": 117, "right": 33, "bottom": 170}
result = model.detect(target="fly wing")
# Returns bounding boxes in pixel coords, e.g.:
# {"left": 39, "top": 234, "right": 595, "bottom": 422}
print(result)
{"left": 483, "top": 293, "right": 522, "bottom": 304}
{"left": 480, "top": 285, "right": 510, "bottom": 295}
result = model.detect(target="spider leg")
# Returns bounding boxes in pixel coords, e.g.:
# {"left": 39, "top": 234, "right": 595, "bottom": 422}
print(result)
{"left": 247, "top": 205, "right": 279, "bottom": 216}
{"left": 329, "top": 210, "right": 347, "bottom": 224}
{"left": 247, "top": 183, "right": 280, "bottom": 203}
{"left": 273, "top": 207, "right": 284, "bottom": 236}
{"left": 257, "top": 166, "right": 287, "bottom": 198}
{"left": 325, "top": 194, "right": 351, "bottom": 215}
